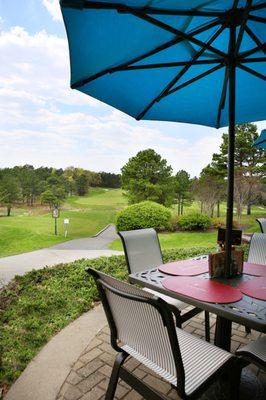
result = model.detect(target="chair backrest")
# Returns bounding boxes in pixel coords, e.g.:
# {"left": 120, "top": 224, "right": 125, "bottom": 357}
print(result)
{"left": 256, "top": 218, "right": 266, "bottom": 233}
{"left": 118, "top": 228, "right": 163, "bottom": 274}
{"left": 247, "top": 233, "right": 266, "bottom": 265}
{"left": 87, "top": 268, "right": 185, "bottom": 394}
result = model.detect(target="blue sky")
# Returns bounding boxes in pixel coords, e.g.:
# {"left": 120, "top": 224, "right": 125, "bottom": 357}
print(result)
{"left": 1, "top": 1, "right": 265, "bottom": 177}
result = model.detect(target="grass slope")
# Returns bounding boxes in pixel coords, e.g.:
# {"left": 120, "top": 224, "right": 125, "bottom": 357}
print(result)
{"left": 0, "top": 188, "right": 126, "bottom": 257}
{"left": 0, "top": 188, "right": 264, "bottom": 257}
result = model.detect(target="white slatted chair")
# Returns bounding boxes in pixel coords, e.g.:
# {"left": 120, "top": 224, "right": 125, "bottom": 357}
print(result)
{"left": 87, "top": 268, "right": 241, "bottom": 400}
{"left": 256, "top": 218, "right": 266, "bottom": 234}
{"left": 236, "top": 336, "right": 266, "bottom": 371}
{"left": 248, "top": 233, "right": 266, "bottom": 265}
{"left": 118, "top": 228, "right": 210, "bottom": 341}
{"left": 244, "top": 233, "right": 266, "bottom": 334}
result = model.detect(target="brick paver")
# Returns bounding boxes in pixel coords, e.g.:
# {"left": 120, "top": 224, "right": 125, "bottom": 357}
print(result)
{"left": 57, "top": 312, "right": 265, "bottom": 400}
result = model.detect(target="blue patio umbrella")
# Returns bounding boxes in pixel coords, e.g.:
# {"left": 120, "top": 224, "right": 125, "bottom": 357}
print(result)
{"left": 254, "top": 129, "right": 266, "bottom": 148}
{"left": 60, "top": 0, "right": 266, "bottom": 276}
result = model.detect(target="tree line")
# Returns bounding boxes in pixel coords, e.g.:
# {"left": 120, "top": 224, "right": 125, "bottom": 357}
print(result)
{"left": 121, "top": 123, "right": 265, "bottom": 223}
{"left": 0, "top": 166, "right": 121, "bottom": 216}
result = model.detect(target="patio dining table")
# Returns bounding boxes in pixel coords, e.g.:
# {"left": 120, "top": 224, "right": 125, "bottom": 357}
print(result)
{"left": 129, "top": 259, "right": 266, "bottom": 351}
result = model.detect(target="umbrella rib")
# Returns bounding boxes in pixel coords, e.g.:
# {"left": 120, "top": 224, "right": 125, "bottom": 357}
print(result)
{"left": 61, "top": 1, "right": 225, "bottom": 17}
{"left": 250, "top": 2, "right": 266, "bottom": 11}
{"left": 71, "top": 18, "right": 221, "bottom": 89}
{"left": 136, "top": 25, "right": 225, "bottom": 120}
{"left": 126, "top": 8, "right": 227, "bottom": 59}
{"left": 233, "top": 0, "right": 240, "bottom": 7}
{"left": 238, "top": 63, "right": 266, "bottom": 80}
{"left": 248, "top": 15, "right": 266, "bottom": 23}
{"left": 244, "top": 26, "right": 266, "bottom": 55}
{"left": 216, "top": 67, "right": 229, "bottom": 128}
{"left": 121, "top": 7, "right": 224, "bottom": 17}
{"left": 116, "top": 59, "right": 224, "bottom": 71}
{"left": 158, "top": 25, "right": 225, "bottom": 99}
{"left": 136, "top": 64, "right": 223, "bottom": 120}
{"left": 256, "top": 138, "right": 266, "bottom": 145}
{"left": 239, "top": 44, "right": 266, "bottom": 58}
{"left": 235, "top": 0, "right": 253, "bottom": 56}
{"left": 239, "top": 56, "right": 266, "bottom": 62}
{"left": 162, "top": 63, "right": 224, "bottom": 98}
{"left": 62, "top": 0, "right": 266, "bottom": 13}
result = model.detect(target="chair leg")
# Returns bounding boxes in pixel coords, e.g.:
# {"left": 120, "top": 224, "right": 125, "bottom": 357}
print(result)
{"left": 105, "top": 351, "right": 128, "bottom": 400}
{"left": 205, "top": 311, "right": 210, "bottom": 342}
{"left": 228, "top": 361, "right": 242, "bottom": 400}
{"left": 169, "top": 305, "right": 182, "bottom": 328}
{"left": 245, "top": 326, "right": 251, "bottom": 334}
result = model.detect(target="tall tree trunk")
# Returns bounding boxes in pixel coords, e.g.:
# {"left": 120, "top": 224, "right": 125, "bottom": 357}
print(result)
{"left": 217, "top": 201, "right": 220, "bottom": 217}
{"left": 181, "top": 199, "right": 184, "bottom": 215}
{"left": 7, "top": 205, "right": 11, "bottom": 216}
{"left": 237, "top": 205, "right": 242, "bottom": 224}
{"left": 247, "top": 203, "right": 251, "bottom": 215}
{"left": 178, "top": 196, "right": 181, "bottom": 216}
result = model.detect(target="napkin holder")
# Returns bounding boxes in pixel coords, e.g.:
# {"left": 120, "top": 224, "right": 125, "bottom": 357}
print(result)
{"left": 208, "top": 248, "right": 244, "bottom": 278}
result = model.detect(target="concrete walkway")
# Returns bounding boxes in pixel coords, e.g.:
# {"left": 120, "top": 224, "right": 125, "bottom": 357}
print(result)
{"left": 0, "top": 225, "right": 122, "bottom": 287}
{"left": 5, "top": 305, "right": 107, "bottom": 400}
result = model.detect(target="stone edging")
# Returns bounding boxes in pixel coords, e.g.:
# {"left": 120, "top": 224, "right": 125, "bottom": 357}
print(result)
{"left": 92, "top": 224, "right": 113, "bottom": 238}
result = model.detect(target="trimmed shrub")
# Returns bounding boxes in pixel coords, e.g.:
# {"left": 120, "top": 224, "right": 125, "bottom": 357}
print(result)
{"left": 177, "top": 213, "right": 211, "bottom": 231}
{"left": 211, "top": 217, "right": 225, "bottom": 229}
{"left": 169, "top": 213, "right": 180, "bottom": 232}
{"left": 211, "top": 218, "right": 238, "bottom": 229}
{"left": 116, "top": 201, "right": 171, "bottom": 232}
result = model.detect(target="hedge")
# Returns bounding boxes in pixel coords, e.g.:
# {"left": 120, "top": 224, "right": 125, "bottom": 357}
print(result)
{"left": 177, "top": 213, "right": 211, "bottom": 231}
{"left": 116, "top": 201, "right": 171, "bottom": 231}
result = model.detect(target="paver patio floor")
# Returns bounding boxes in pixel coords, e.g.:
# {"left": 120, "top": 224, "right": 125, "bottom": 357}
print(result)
{"left": 57, "top": 311, "right": 265, "bottom": 400}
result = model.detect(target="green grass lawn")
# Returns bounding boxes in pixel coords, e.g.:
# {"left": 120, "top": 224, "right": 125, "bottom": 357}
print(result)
{"left": 0, "top": 188, "right": 126, "bottom": 257}
{"left": 0, "top": 187, "right": 264, "bottom": 257}
{"left": 110, "top": 231, "right": 218, "bottom": 251}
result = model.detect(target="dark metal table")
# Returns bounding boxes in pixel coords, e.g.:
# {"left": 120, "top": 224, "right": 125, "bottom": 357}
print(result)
{"left": 129, "top": 267, "right": 266, "bottom": 351}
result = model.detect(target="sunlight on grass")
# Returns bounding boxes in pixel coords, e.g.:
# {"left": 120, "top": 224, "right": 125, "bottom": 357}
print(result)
{"left": 0, "top": 188, "right": 126, "bottom": 257}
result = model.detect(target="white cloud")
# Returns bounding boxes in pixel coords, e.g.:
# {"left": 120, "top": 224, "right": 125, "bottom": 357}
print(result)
{"left": 0, "top": 26, "right": 100, "bottom": 115}
{"left": 42, "top": 0, "right": 63, "bottom": 22}
{"left": 2, "top": 26, "right": 264, "bottom": 176}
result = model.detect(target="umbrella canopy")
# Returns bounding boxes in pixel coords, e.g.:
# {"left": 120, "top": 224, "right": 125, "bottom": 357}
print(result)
{"left": 254, "top": 129, "right": 266, "bottom": 148}
{"left": 60, "top": 0, "right": 266, "bottom": 276}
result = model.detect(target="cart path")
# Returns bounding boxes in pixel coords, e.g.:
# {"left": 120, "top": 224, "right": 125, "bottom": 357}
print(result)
{"left": 51, "top": 224, "right": 119, "bottom": 250}
{"left": 0, "top": 224, "right": 122, "bottom": 288}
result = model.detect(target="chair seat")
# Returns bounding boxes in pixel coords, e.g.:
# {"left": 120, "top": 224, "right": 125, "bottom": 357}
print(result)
{"left": 236, "top": 336, "right": 266, "bottom": 370}
{"left": 122, "top": 328, "right": 232, "bottom": 395}
{"left": 143, "top": 287, "right": 188, "bottom": 310}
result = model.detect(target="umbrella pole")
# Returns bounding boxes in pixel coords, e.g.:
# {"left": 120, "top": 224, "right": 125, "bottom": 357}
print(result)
{"left": 225, "top": 21, "right": 236, "bottom": 277}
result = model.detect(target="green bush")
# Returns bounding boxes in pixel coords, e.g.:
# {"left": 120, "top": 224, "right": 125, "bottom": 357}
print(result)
{"left": 211, "top": 218, "right": 238, "bottom": 229}
{"left": 116, "top": 201, "right": 171, "bottom": 231}
{"left": 169, "top": 213, "right": 180, "bottom": 232}
{"left": 178, "top": 213, "right": 211, "bottom": 231}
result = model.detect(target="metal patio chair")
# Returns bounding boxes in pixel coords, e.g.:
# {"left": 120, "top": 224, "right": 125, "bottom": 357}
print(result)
{"left": 256, "top": 218, "right": 266, "bottom": 234}
{"left": 87, "top": 268, "right": 241, "bottom": 400}
{"left": 248, "top": 233, "right": 266, "bottom": 265}
{"left": 118, "top": 228, "right": 210, "bottom": 341}
{"left": 244, "top": 233, "right": 266, "bottom": 334}
{"left": 236, "top": 335, "right": 266, "bottom": 371}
